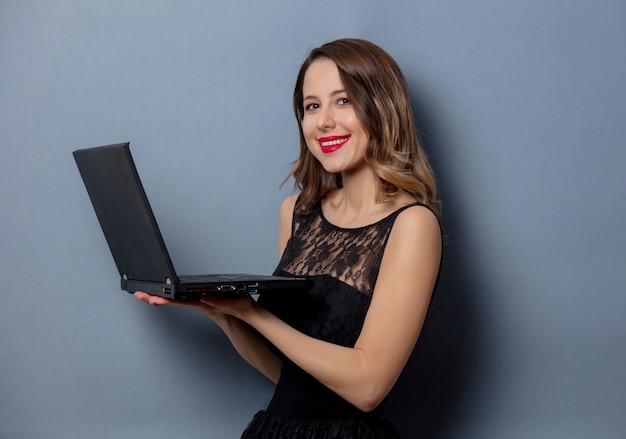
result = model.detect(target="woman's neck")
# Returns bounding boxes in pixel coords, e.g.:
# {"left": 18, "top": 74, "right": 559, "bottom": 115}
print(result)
{"left": 322, "top": 167, "right": 385, "bottom": 228}
{"left": 341, "top": 165, "right": 379, "bottom": 205}
{"left": 322, "top": 165, "right": 417, "bottom": 228}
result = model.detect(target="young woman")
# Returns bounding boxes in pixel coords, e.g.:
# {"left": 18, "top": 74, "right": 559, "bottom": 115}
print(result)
{"left": 135, "top": 38, "right": 442, "bottom": 438}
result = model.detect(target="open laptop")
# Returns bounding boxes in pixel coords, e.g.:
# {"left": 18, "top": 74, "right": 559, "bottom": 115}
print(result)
{"left": 73, "top": 142, "right": 312, "bottom": 299}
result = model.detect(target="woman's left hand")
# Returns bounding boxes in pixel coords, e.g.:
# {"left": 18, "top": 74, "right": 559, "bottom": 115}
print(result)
{"left": 200, "top": 295, "right": 257, "bottom": 321}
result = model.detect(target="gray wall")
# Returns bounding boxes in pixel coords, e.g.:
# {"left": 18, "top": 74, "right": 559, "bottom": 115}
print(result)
{"left": 1, "top": 1, "right": 624, "bottom": 438}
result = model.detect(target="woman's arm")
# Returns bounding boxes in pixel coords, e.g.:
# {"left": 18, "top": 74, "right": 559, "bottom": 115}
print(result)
{"left": 203, "top": 204, "right": 442, "bottom": 412}
{"left": 218, "top": 194, "right": 297, "bottom": 381}
{"left": 134, "top": 293, "right": 283, "bottom": 383}
{"left": 133, "top": 196, "right": 300, "bottom": 382}
{"left": 277, "top": 194, "right": 298, "bottom": 258}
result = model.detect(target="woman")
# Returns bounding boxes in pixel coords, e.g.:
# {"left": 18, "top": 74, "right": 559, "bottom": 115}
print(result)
{"left": 136, "top": 38, "right": 442, "bottom": 438}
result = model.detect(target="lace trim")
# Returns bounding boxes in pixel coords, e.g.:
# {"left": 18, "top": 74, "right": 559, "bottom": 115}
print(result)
{"left": 278, "top": 202, "right": 424, "bottom": 296}
{"left": 240, "top": 410, "right": 401, "bottom": 439}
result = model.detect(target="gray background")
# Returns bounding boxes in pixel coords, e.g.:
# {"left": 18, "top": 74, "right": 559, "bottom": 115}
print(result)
{"left": 1, "top": 1, "right": 624, "bottom": 438}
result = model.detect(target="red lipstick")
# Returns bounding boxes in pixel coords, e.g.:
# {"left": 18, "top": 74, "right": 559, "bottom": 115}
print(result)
{"left": 318, "top": 135, "right": 351, "bottom": 154}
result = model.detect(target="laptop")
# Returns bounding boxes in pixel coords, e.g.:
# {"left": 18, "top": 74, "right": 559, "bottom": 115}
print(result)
{"left": 73, "top": 142, "right": 312, "bottom": 299}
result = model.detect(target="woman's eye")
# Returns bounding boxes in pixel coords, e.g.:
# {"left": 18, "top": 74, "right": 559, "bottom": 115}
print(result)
{"left": 304, "top": 103, "right": 319, "bottom": 111}
{"left": 337, "top": 97, "right": 350, "bottom": 105}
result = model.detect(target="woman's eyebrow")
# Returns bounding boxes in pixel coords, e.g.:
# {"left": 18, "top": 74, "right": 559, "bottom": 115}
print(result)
{"left": 303, "top": 90, "right": 347, "bottom": 101}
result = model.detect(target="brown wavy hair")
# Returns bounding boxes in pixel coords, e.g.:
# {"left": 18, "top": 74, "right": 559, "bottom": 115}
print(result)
{"left": 287, "top": 38, "right": 440, "bottom": 216}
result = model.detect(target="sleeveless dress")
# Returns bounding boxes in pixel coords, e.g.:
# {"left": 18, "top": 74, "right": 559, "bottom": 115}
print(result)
{"left": 241, "top": 200, "right": 427, "bottom": 439}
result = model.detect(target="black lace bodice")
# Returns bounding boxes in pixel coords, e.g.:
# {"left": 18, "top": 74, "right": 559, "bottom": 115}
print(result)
{"left": 246, "top": 201, "right": 424, "bottom": 438}
{"left": 278, "top": 203, "right": 401, "bottom": 296}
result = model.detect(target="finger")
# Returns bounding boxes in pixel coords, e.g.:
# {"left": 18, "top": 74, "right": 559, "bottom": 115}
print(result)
{"left": 134, "top": 291, "right": 152, "bottom": 303}
{"left": 134, "top": 291, "right": 171, "bottom": 306}
{"left": 149, "top": 295, "right": 171, "bottom": 306}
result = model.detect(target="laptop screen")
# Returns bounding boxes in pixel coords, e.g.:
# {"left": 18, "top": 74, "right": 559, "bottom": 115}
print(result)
{"left": 73, "top": 143, "right": 179, "bottom": 284}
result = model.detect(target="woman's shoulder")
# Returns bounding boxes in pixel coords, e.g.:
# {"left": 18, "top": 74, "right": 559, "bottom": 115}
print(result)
{"left": 391, "top": 192, "right": 439, "bottom": 224}
{"left": 378, "top": 192, "right": 439, "bottom": 230}
{"left": 279, "top": 194, "right": 299, "bottom": 227}
{"left": 277, "top": 194, "right": 301, "bottom": 259}
{"left": 280, "top": 194, "right": 300, "bottom": 215}
{"left": 390, "top": 201, "right": 442, "bottom": 247}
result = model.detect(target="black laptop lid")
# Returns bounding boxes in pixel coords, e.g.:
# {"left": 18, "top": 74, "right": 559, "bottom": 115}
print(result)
{"left": 73, "top": 143, "right": 179, "bottom": 284}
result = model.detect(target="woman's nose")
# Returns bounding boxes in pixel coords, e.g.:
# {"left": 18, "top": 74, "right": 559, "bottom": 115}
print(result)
{"left": 317, "top": 107, "right": 336, "bottom": 131}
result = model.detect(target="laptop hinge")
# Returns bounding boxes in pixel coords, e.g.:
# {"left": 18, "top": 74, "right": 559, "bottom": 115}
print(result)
{"left": 165, "top": 277, "right": 172, "bottom": 285}
{"left": 122, "top": 274, "right": 128, "bottom": 280}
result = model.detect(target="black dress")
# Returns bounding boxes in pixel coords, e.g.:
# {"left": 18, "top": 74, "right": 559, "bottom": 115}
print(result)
{"left": 241, "top": 201, "right": 426, "bottom": 438}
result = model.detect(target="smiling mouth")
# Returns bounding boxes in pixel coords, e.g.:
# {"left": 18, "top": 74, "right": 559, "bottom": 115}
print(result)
{"left": 319, "top": 135, "right": 351, "bottom": 153}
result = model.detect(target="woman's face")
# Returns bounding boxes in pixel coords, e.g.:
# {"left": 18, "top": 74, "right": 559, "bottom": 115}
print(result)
{"left": 301, "top": 58, "right": 369, "bottom": 176}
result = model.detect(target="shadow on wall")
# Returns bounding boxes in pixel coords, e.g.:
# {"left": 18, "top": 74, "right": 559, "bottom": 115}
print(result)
{"left": 385, "top": 86, "right": 484, "bottom": 438}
